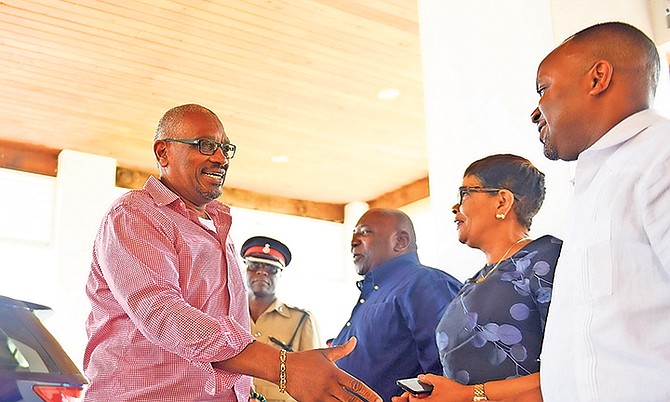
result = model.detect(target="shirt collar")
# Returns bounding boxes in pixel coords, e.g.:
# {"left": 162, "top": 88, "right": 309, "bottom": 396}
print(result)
{"left": 144, "top": 175, "right": 180, "bottom": 206}
{"left": 143, "top": 175, "right": 231, "bottom": 218}
{"left": 584, "top": 109, "right": 663, "bottom": 154}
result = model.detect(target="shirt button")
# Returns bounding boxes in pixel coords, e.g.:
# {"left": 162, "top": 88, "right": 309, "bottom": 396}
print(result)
{"left": 346, "top": 322, "right": 351, "bottom": 327}
{"left": 373, "top": 285, "right": 379, "bottom": 290}
{"left": 359, "top": 298, "right": 365, "bottom": 304}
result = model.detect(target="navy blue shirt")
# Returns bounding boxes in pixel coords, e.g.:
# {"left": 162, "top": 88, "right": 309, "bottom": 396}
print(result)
{"left": 332, "top": 253, "right": 462, "bottom": 401}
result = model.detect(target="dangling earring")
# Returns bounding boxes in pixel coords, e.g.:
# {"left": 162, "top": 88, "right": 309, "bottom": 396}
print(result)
{"left": 496, "top": 213, "right": 506, "bottom": 220}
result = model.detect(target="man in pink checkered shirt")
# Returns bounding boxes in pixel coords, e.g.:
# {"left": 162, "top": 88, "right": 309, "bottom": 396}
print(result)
{"left": 83, "top": 104, "right": 380, "bottom": 402}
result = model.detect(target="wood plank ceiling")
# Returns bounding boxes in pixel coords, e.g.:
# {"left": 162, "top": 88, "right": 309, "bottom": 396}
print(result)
{"left": 0, "top": 0, "right": 429, "bottom": 221}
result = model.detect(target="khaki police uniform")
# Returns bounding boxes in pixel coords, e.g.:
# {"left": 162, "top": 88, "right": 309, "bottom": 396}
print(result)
{"left": 250, "top": 299, "right": 320, "bottom": 402}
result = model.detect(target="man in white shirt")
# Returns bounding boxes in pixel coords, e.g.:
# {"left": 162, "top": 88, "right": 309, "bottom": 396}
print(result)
{"left": 530, "top": 22, "right": 670, "bottom": 401}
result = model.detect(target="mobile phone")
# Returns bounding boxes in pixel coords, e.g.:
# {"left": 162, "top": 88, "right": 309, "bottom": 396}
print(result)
{"left": 396, "top": 378, "right": 434, "bottom": 395}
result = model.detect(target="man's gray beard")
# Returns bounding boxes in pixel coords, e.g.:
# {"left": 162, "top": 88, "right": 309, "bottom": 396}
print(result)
{"left": 198, "top": 185, "right": 223, "bottom": 202}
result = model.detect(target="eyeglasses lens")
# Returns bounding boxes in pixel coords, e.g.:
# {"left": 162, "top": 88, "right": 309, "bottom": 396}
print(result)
{"left": 247, "top": 264, "right": 280, "bottom": 275}
{"left": 199, "top": 140, "right": 236, "bottom": 159}
{"left": 457, "top": 187, "right": 468, "bottom": 205}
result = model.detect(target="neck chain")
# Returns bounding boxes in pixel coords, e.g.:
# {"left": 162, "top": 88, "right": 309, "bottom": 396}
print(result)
{"left": 476, "top": 237, "right": 530, "bottom": 284}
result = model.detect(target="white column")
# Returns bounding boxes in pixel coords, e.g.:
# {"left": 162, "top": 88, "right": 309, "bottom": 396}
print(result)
{"left": 51, "top": 150, "right": 118, "bottom": 370}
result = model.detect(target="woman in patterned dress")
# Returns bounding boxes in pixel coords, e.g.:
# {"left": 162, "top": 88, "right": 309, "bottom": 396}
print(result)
{"left": 394, "top": 154, "right": 561, "bottom": 402}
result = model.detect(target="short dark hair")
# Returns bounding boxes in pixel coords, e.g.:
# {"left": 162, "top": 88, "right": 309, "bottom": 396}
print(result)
{"left": 464, "top": 154, "right": 545, "bottom": 230}
{"left": 568, "top": 21, "right": 660, "bottom": 97}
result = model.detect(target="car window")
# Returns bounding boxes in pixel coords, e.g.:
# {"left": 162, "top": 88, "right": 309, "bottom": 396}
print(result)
{"left": 0, "top": 320, "right": 49, "bottom": 374}
{"left": 0, "top": 330, "right": 29, "bottom": 370}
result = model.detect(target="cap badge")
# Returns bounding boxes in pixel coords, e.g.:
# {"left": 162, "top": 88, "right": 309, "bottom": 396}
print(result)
{"left": 263, "top": 244, "right": 271, "bottom": 254}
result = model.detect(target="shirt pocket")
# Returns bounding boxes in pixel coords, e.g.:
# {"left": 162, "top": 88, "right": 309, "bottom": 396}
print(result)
{"left": 583, "top": 223, "right": 614, "bottom": 300}
{"left": 356, "top": 301, "right": 398, "bottom": 353}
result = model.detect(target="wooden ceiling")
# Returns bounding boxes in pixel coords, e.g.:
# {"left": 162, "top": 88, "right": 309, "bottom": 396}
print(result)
{"left": 0, "top": 0, "right": 429, "bottom": 221}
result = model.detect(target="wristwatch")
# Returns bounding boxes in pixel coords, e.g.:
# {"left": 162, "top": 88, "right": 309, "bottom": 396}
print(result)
{"left": 473, "top": 383, "right": 488, "bottom": 401}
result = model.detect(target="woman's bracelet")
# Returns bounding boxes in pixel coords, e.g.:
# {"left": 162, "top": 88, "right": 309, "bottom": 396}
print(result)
{"left": 249, "top": 391, "right": 267, "bottom": 402}
{"left": 278, "top": 349, "right": 287, "bottom": 393}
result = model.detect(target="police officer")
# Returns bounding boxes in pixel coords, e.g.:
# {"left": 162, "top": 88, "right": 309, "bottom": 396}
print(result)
{"left": 241, "top": 236, "right": 321, "bottom": 402}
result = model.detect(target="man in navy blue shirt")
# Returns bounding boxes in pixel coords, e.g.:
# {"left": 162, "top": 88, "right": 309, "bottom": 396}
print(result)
{"left": 332, "top": 208, "right": 462, "bottom": 401}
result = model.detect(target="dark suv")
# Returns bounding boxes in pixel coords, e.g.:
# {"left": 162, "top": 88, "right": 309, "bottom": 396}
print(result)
{"left": 0, "top": 295, "right": 87, "bottom": 401}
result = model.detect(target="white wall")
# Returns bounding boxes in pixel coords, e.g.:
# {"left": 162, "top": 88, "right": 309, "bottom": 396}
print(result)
{"left": 417, "top": 0, "right": 574, "bottom": 281}
{"left": 417, "top": 0, "right": 668, "bottom": 281}
{"left": 0, "top": 169, "right": 58, "bottom": 303}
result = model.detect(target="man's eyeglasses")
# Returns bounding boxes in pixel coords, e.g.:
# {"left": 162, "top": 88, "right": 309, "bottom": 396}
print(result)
{"left": 246, "top": 262, "right": 282, "bottom": 276}
{"left": 164, "top": 138, "right": 236, "bottom": 159}
{"left": 457, "top": 186, "right": 506, "bottom": 205}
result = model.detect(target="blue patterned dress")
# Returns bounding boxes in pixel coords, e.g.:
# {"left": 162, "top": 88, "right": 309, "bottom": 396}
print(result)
{"left": 435, "top": 235, "right": 562, "bottom": 385}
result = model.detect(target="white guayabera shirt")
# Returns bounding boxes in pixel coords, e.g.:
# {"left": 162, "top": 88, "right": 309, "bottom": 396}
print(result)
{"left": 540, "top": 109, "right": 670, "bottom": 402}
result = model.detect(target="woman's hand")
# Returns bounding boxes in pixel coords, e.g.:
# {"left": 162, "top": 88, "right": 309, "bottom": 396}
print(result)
{"left": 392, "top": 372, "right": 543, "bottom": 402}
{"left": 391, "top": 374, "right": 472, "bottom": 402}
{"left": 391, "top": 392, "right": 409, "bottom": 402}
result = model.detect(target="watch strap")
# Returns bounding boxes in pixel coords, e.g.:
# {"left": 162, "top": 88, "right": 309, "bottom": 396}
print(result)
{"left": 473, "top": 383, "right": 488, "bottom": 401}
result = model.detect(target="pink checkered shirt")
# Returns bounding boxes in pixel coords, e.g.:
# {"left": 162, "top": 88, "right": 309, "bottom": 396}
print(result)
{"left": 84, "top": 176, "right": 254, "bottom": 401}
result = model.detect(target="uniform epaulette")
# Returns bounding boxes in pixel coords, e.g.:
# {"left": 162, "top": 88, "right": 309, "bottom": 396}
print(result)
{"left": 284, "top": 304, "right": 310, "bottom": 315}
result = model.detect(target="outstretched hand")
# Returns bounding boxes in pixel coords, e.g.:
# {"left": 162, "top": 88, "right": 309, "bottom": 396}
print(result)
{"left": 286, "top": 337, "right": 381, "bottom": 402}
{"left": 392, "top": 372, "right": 544, "bottom": 402}
{"left": 390, "top": 374, "right": 470, "bottom": 402}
